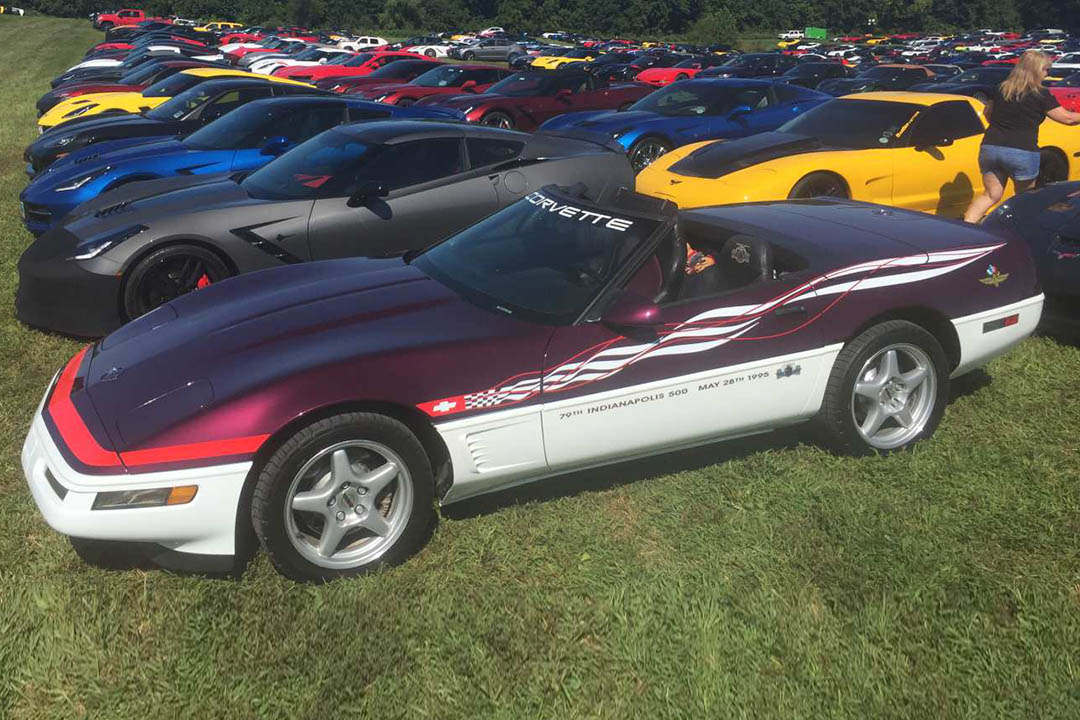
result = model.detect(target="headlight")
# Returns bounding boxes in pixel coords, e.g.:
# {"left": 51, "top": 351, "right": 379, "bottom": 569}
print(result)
{"left": 70, "top": 224, "right": 147, "bottom": 260}
{"left": 56, "top": 167, "right": 108, "bottom": 191}
{"left": 64, "top": 105, "right": 95, "bottom": 118}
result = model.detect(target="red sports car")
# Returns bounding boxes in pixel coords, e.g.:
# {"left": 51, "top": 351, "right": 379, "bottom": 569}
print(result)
{"left": 1051, "top": 74, "right": 1080, "bottom": 111}
{"left": 417, "top": 70, "right": 655, "bottom": 131}
{"left": 636, "top": 57, "right": 732, "bottom": 86}
{"left": 313, "top": 58, "right": 443, "bottom": 93}
{"left": 358, "top": 64, "right": 512, "bottom": 105}
{"left": 272, "top": 51, "right": 427, "bottom": 83}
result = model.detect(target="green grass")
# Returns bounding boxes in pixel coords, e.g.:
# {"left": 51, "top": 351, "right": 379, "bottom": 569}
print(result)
{"left": 2, "top": 15, "right": 1080, "bottom": 719}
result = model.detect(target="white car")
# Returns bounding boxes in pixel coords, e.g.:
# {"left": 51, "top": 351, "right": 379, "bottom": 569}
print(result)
{"left": 337, "top": 36, "right": 388, "bottom": 52}
{"left": 779, "top": 30, "right": 805, "bottom": 40}
{"left": 219, "top": 41, "right": 264, "bottom": 54}
{"left": 796, "top": 42, "right": 822, "bottom": 51}
{"left": 478, "top": 27, "right": 505, "bottom": 37}
{"left": 250, "top": 47, "right": 352, "bottom": 75}
{"left": 66, "top": 47, "right": 222, "bottom": 71}
{"left": 410, "top": 42, "right": 457, "bottom": 58}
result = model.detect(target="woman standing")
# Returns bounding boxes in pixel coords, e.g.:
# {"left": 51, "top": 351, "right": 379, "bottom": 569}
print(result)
{"left": 964, "top": 51, "right": 1080, "bottom": 223}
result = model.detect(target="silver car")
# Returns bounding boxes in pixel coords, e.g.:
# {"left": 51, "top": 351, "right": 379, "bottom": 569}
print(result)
{"left": 450, "top": 38, "right": 525, "bottom": 63}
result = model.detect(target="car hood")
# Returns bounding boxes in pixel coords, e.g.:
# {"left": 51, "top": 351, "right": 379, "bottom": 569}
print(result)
{"left": 84, "top": 259, "right": 543, "bottom": 449}
{"left": 27, "top": 138, "right": 192, "bottom": 192}
{"left": 419, "top": 92, "right": 515, "bottom": 108}
{"left": 31, "top": 115, "right": 173, "bottom": 157}
{"left": 668, "top": 131, "right": 829, "bottom": 179}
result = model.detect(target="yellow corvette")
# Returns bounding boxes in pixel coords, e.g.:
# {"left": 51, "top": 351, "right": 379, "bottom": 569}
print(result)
{"left": 39, "top": 68, "right": 313, "bottom": 130}
{"left": 637, "top": 92, "right": 1080, "bottom": 219}
{"left": 777, "top": 39, "right": 802, "bottom": 49}
{"left": 531, "top": 48, "right": 599, "bottom": 69}
{"left": 194, "top": 21, "right": 243, "bottom": 32}
{"left": 864, "top": 36, "right": 891, "bottom": 45}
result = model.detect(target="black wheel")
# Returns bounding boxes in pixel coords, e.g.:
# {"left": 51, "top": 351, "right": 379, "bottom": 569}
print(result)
{"left": 252, "top": 413, "right": 435, "bottom": 583}
{"left": 972, "top": 90, "right": 989, "bottom": 104}
{"left": 790, "top": 172, "right": 846, "bottom": 199}
{"left": 817, "top": 320, "right": 949, "bottom": 455}
{"left": 628, "top": 136, "right": 672, "bottom": 172}
{"left": 463, "top": 51, "right": 475, "bottom": 61}
{"left": 480, "top": 111, "right": 514, "bottom": 129}
{"left": 1037, "top": 149, "right": 1068, "bottom": 187}
{"left": 788, "top": 172, "right": 848, "bottom": 199}
{"left": 424, "top": 49, "right": 436, "bottom": 57}
{"left": 395, "top": 97, "right": 416, "bottom": 106}
{"left": 121, "top": 244, "right": 230, "bottom": 320}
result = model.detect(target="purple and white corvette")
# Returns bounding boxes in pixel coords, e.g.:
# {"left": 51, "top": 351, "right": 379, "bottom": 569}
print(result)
{"left": 22, "top": 186, "right": 1042, "bottom": 581}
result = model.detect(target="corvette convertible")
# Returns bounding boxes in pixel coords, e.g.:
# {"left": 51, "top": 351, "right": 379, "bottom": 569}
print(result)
{"left": 19, "top": 97, "right": 455, "bottom": 235}
{"left": 541, "top": 79, "right": 829, "bottom": 171}
{"left": 983, "top": 181, "right": 1080, "bottom": 333}
{"left": 38, "top": 68, "right": 312, "bottom": 130}
{"left": 25, "top": 76, "right": 324, "bottom": 175}
{"left": 361, "top": 64, "right": 512, "bottom": 105}
{"left": 21, "top": 185, "right": 1042, "bottom": 580}
{"left": 636, "top": 93, "right": 1080, "bottom": 217}
{"left": 417, "top": 70, "right": 655, "bottom": 131}
{"left": 16, "top": 122, "right": 633, "bottom": 336}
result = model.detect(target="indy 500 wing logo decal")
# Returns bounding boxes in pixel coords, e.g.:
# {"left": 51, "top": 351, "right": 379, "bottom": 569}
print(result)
{"left": 417, "top": 244, "right": 1002, "bottom": 418}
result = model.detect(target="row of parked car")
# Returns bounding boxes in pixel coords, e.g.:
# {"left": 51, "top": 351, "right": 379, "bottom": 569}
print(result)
{"left": 16, "top": 16, "right": 1079, "bottom": 581}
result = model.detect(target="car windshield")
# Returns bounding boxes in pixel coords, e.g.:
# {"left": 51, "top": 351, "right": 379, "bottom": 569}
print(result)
{"left": 141, "top": 71, "right": 206, "bottom": 98}
{"left": 629, "top": 83, "right": 767, "bottom": 116}
{"left": 955, "top": 69, "right": 1008, "bottom": 83}
{"left": 119, "top": 50, "right": 153, "bottom": 68}
{"left": 594, "top": 53, "right": 635, "bottom": 64}
{"left": 723, "top": 54, "right": 769, "bottom": 68}
{"left": 289, "top": 48, "right": 324, "bottom": 61}
{"left": 412, "top": 65, "right": 474, "bottom": 87}
{"left": 242, "top": 129, "right": 377, "bottom": 200}
{"left": 120, "top": 63, "right": 166, "bottom": 85}
{"left": 145, "top": 84, "right": 215, "bottom": 120}
{"left": 183, "top": 102, "right": 286, "bottom": 150}
{"left": 414, "top": 190, "right": 661, "bottom": 322}
{"left": 341, "top": 52, "right": 374, "bottom": 67}
{"left": 486, "top": 73, "right": 568, "bottom": 96}
{"left": 785, "top": 63, "right": 832, "bottom": 77}
{"left": 564, "top": 49, "right": 592, "bottom": 58}
{"left": 779, "top": 99, "right": 921, "bottom": 148}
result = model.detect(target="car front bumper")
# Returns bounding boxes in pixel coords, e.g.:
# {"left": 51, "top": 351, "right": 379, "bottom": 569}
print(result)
{"left": 16, "top": 230, "right": 127, "bottom": 337}
{"left": 22, "top": 392, "right": 251, "bottom": 563}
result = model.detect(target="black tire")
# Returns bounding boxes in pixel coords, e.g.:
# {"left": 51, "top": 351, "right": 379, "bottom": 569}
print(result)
{"left": 252, "top": 413, "right": 435, "bottom": 583}
{"left": 788, "top": 172, "right": 849, "bottom": 199}
{"left": 480, "top": 110, "right": 514, "bottom": 129}
{"left": 395, "top": 97, "right": 416, "bottom": 106}
{"left": 463, "top": 51, "right": 475, "bottom": 61}
{"left": 817, "top": 320, "right": 949, "bottom": 455}
{"left": 121, "top": 243, "right": 230, "bottom": 321}
{"left": 1037, "top": 149, "right": 1068, "bottom": 187}
{"left": 972, "top": 90, "right": 990, "bottom": 104}
{"left": 424, "top": 49, "right": 436, "bottom": 57}
{"left": 628, "top": 136, "right": 672, "bottom": 172}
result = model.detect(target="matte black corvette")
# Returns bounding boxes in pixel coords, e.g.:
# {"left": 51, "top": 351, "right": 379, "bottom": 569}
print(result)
{"left": 25, "top": 77, "right": 324, "bottom": 175}
{"left": 17, "top": 122, "right": 634, "bottom": 337}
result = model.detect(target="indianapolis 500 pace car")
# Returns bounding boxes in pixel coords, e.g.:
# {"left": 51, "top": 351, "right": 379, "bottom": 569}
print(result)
{"left": 22, "top": 185, "right": 1042, "bottom": 581}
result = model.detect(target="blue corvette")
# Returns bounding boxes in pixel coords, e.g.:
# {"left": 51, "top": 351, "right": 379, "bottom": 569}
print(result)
{"left": 539, "top": 78, "right": 830, "bottom": 172}
{"left": 20, "top": 96, "right": 459, "bottom": 235}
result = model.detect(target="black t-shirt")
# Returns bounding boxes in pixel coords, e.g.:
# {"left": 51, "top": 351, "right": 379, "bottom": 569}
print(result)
{"left": 983, "top": 86, "right": 1060, "bottom": 152}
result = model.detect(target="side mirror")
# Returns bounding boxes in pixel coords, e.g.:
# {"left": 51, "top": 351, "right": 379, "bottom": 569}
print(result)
{"left": 555, "top": 88, "right": 573, "bottom": 101}
{"left": 347, "top": 180, "right": 389, "bottom": 207}
{"left": 259, "top": 135, "right": 292, "bottom": 155}
{"left": 601, "top": 290, "right": 660, "bottom": 331}
{"left": 460, "top": 79, "right": 478, "bottom": 92}
{"left": 727, "top": 104, "right": 752, "bottom": 120}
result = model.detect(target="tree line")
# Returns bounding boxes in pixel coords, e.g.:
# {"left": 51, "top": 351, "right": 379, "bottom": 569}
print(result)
{"left": 24, "top": 0, "right": 1079, "bottom": 41}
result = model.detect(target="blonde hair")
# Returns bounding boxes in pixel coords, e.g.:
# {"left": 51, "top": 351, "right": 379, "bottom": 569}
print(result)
{"left": 1000, "top": 51, "right": 1051, "bottom": 102}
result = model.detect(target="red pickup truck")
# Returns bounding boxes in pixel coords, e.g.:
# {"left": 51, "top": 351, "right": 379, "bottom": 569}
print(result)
{"left": 92, "top": 9, "right": 164, "bottom": 30}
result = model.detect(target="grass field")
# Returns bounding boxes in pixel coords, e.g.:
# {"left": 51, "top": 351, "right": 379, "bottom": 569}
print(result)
{"left": 2, "top": 16, "right": 1080, "bottom": 719}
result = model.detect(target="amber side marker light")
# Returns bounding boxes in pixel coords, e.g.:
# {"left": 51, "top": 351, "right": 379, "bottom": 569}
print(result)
{"left": 92, "top": 485, "right": 198, "bottom": 510}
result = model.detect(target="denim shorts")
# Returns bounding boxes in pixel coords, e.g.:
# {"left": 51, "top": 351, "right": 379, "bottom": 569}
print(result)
{"left": 979, "top": 144, "right": 1041, "bottom": 183}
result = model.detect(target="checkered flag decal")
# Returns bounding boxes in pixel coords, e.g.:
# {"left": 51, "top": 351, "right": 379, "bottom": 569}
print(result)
{"left": 465, "top": 390, "right": 511, "bottom": 409}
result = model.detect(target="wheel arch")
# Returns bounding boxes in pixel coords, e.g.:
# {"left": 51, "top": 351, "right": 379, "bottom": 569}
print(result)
{"left": 790, "top": 169, "right": 851, "bottom": 199}
{"left": 847, "top": 306, "right": 961, "bottom": 371}
{"left": 1037, "top": 145, "right": 1069, "bottom": 181}
{"left": 117, "top": 237, "right": 240, "bottom": 320}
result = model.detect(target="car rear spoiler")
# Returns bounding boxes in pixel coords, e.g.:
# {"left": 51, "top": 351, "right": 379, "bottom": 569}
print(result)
{"left": 530, "top": 127, "right": 625, "bottom": 154}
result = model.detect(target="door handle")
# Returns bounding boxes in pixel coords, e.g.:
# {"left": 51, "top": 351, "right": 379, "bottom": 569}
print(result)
{"left": 775, "top": 304, "right": 807, "bottom": 317}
